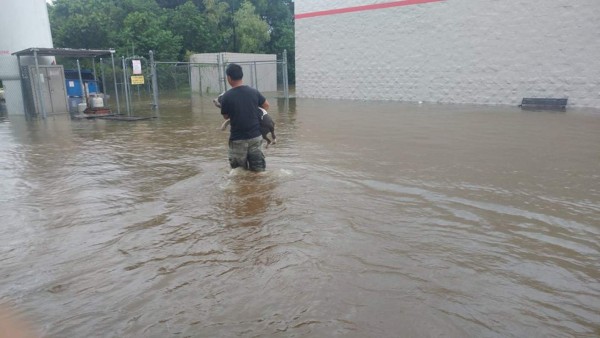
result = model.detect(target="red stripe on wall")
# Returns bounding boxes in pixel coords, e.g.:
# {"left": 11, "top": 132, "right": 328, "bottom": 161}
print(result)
{"left": 295, "top": 0, "right": 444, "bottom": 19}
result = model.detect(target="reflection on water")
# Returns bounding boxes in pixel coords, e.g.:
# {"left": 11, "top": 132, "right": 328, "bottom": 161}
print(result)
{"left": 1, "top": 96, "right": 599, "bottom": 337}
{"left": 0, "top": 102, "right": 7, "bottom": 122}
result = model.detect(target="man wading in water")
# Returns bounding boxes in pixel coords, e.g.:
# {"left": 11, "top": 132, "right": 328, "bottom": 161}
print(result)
{"left": 219, "top": 63, "right": 270, "bottom": 171}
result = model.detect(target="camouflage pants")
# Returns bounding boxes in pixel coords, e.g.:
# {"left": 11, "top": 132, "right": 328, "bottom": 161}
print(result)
{"left": 228, "top": 136, "right": 265, "bottom": 171}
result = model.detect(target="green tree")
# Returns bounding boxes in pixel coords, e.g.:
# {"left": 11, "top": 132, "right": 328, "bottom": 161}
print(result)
{"left": 47, "top": 0, "right": 296, "bottom": 81}
{"left": 121, "top": 11, "right": 183, "bottom": 60}
{"left": 233, "top": 1, "right": 270, "bottom": 53}
{"left": 49, "top": 0, "right": 117, "bottom": 49}
{"left": 270, "top": 22, "right": 294, "bottom": 83}
{"left": 251, "top": 0, "right": 295, "bottom": 83}
{"left": 117, "top": 0, "right": 161, "bottom": 14}
{"left": 155, "top": 0, "right": 188, "bottom": 8}
{"left": 203, "top": 0, "right": 233, "bottom": 51}
{"left": 168, "top": 1, "right": 210, "bottom": 56}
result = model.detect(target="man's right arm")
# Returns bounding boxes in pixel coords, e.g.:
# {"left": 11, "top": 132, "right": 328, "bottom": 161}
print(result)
{"left": 220, "top": 102, "right": 229, "bottom": 119}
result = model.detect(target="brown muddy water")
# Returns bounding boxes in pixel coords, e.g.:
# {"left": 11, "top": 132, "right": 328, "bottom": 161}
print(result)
{"left": 0, "top": 97, "right": 599, "bottom": 337}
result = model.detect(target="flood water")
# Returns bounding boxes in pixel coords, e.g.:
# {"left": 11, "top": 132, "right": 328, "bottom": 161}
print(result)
{"left": 1, "top": 97, "right": 599, "bottom": 337}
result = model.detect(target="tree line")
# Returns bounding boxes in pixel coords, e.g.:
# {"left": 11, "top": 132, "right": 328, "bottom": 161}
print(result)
{"left": 48, "top": 0, "right": 295, "bottom": 82}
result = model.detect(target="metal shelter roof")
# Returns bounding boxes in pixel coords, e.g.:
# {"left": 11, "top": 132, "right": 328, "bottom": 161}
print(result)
{"left": 12, "top": 47, "right": 114, "bottom": 58}
{"left": 12, "top": 47, "right": 120, "bottom": 118}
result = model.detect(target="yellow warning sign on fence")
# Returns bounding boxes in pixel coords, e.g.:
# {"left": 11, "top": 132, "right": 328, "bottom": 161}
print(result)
{"left": 131, "top": 75, "right": 145, "bottom": 85}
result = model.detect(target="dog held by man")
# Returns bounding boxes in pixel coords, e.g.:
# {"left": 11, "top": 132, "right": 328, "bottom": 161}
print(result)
{"left": 213, "top": 92, "right": 277, "bottom": 148}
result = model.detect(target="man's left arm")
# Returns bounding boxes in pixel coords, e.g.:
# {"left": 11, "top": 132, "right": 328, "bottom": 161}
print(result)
{"left": 260, "top": 100, "right": 270, "bottom": 110}
{"left": 258, "top": 92, "right": 270, "bottom": 110}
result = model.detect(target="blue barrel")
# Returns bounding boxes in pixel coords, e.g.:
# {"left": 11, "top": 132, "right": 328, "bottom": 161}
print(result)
{"left": 66, "top": 78, "right": 83, "bottom": 97}
{"left": 64, "top": 69, "right": 99, "bottom": 96}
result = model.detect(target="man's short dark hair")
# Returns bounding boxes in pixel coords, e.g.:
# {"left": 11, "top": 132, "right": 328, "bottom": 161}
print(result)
{"left": 226, "top": 64, "right": 243, "bottom": 80}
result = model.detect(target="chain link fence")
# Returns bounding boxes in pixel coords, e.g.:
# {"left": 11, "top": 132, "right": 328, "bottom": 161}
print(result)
{"left": 152, "top": 51, "right": 290, "bottom": 111}
{"left": 0, "top": 50, "right": 290, "bottom": 118}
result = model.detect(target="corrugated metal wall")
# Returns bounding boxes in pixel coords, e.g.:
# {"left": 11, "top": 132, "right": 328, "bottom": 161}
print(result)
{"left": 295, "top": 0, "right": 600, "bottom": 108}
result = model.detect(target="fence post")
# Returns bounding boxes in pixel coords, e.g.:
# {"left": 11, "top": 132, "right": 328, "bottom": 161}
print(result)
{"left": 188, "top": 62, "right": 191, "bottom": 97}
{"left": 283, "top": 49, "right": 289, "bottom": 99}
{"left": 110, "top": 50, "right": 121, "bottom": 115}
{"left": 16, "top": 55, "right": 33, "bottom": 119}
{"left": 253, "top": 61, "right": 258, "bottom": 89}
{"left": 149, "top": 50, "right": 159, "bottom": 110}
{"left": 172, "top": 64, "right": 178, "bottom": 91}
{"left": 219, "top": 53, "right": 228, "bottom": 93}
{"left": 198, "top": 64, "right": 203, "bottom": 97}
{"left": 122, "top": 56, "right": 131, "bottom": 115}
{"left": 217, "top": 54, "right": 222, "bottom": 93}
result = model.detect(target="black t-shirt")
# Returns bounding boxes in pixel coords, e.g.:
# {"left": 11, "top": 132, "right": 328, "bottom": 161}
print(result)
{"left": 220, "top": 86, "right": 266, "bottom": 141}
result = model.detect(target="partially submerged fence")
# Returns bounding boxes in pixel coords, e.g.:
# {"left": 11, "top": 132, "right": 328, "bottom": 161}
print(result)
{"left": 150, "top": 50, "right": 290, "bottom": 111}
{"left": 0, "top": 49, "right": 289, "bottom": 118}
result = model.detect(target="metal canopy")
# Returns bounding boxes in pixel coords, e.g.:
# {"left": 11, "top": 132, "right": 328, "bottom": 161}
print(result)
{"left": 12, "top": 47, "right": 120, "bottom": 119}
{"left": 12, "top": 47, "right": 114, "bottom": 58}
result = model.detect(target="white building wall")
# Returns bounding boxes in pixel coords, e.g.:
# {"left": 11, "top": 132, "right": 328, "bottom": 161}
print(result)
{"left": 295, "top": 0, "right": 600, "bottom": 108}
{"left": 0, "top": 0, "right": 55, "bottom": 114}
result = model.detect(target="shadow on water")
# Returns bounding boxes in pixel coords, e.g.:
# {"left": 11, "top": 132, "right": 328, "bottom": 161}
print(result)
{"left": 0, "top": 94, "right": 599, "bottom": 337}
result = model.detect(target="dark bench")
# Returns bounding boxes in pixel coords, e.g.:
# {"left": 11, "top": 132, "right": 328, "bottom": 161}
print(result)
{"left": 519, "top": 98, "right": 567, "bottom": 111}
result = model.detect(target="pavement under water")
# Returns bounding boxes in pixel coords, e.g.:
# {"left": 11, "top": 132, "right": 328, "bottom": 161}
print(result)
{"left": 0, "top": 96, "right": 599, "bottom": 337}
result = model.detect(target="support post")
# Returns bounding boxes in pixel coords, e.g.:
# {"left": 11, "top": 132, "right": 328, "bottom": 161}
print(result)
{"left": 33, "top": 49, "right": 47, "bottom": 118}
{"left": 92, "top": 58, "right": 98, "bottom": 88}
{"left": 100, "top": 58, "right": 106, "bottom": 94}
{"left": 76, "top": 59, "right": 86, "bottom": 110}
{"left": 122, "top": 56, "right": 131, "bottom": 115}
